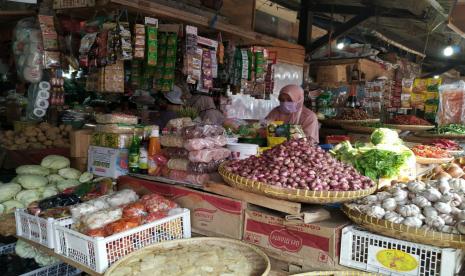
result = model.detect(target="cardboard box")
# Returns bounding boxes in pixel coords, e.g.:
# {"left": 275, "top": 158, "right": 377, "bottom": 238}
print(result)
{"left": 243, "top": 206, "right": 349, "bottom": 271}
{"left": 117, "top": 176, "right": 245, "bottom": 239}
{"left": 70, "top": 129, "right": 93, "bottom": 158}
{"left": 88, "top": 146, "right": 128, "bottom": 179}
{"left": 71, "top": 157, "right": 87, "bottom": 172}
{"left": 317, "top": 65, "right": 347, "bottom": 83}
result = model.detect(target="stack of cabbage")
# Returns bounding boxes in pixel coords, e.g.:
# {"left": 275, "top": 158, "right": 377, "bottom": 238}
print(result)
{"left": 0, "top": 155, "right": 92, "bottom": 215}
{"left": 15, "top": 239, "right": 60, "bottom": 267}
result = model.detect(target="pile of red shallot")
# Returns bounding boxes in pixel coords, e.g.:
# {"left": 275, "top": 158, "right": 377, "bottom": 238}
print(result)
{"left": 225, "top": 139, "right": 374, "bottom": 191}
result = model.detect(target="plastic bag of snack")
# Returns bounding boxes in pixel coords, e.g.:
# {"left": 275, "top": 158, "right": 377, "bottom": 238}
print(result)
{"left": 81, "top": 207, "right": 122, "bottom": 230}
{"left": 183, "top": 135, "right": 227, "bottom": 151}
{"left": 181, "top": 124, "right": 225, "bottom": 139}
{"left": 141, "top": 194, "right": 177, "bottom": 213}
{"left": 188, "top": 148, "right": 231, "bottom": 163}
{"left": 160, "top": 135, "right": 185, "bottom": 148}
{"left": 122, "top": 202, "right": 146, "bottom": 218}
{"left": 162, "top": 147, "right": 189, "bottom": 159}
{"left": 85, "top": 227, "right": 106, "bottom": 237}
{"left": 143, "top": 211, "right": 168, "bottom": 223}
{"left": 106, "top": 189, "right": 139, "bottom": 207}
{"left": 187, "top": 159, "right": 224, "bottom": 174}
{"left": 167, "top": 158, "right": 189, "bottom": 171}
{"left": 104, "top": 217, "right": 141, "bottom": 236}
{"left": 185, "top": 173, "right": 210, "bottom": 185}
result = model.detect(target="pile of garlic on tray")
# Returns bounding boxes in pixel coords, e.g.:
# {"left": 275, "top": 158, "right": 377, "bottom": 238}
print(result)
{"left": 346, "top": 177, "right": 465, "bottom": 235}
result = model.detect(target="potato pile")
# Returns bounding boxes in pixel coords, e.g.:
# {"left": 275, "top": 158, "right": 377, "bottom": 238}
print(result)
{"left": 0, "top": 122, "right": 72, "bottom": 150}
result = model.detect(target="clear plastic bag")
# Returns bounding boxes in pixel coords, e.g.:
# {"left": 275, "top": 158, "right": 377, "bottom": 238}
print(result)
{"left": 167, "top": 158, "right": 189, "bottom": 171}
{"left": 181, "top": 124, "right": 225, "bottom": 139}
{"left": 188, "top": 159, "right": 225, "bottom": 174}
{"left": 160, "top": 135, "right": 185, "bottom": 148}
{"left": 437, "top": 81, "right": 465, "bottom": 125}
{"left": 161, "top": 147, "right": 189, "bottom": 159}
{"left": 188, "top": 148, "right": 231, "bottom": 163}
{"left": 184, "top": 135, "right": 227, "bottom": 151}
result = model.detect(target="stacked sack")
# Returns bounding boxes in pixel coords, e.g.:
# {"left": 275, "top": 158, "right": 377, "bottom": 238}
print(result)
{"left": 0, "top": 155, "right": 89, "bottom": 214}
{"left": 160, "top": 119, "right": 231, "bottom": 185}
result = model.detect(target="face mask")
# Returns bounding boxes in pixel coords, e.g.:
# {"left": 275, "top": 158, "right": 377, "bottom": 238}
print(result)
{"left": 280, "top": 102, "right": 299, "bottom": 113}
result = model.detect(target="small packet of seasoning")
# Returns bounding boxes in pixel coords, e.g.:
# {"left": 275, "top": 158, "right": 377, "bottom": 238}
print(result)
{"left": 119, "top": 22, "right": 132, "bottom": 60}
{"left": 133, "top": 24, "right": 145, "bottom": 59}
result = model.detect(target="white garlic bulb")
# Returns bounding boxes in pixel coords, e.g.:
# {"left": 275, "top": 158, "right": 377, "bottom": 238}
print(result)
{"left": 422, "top": 188, "right": 442, "bottom": 202}
{"left": 384, "top": 211, "right": 404, "bottom": 224}
{"left": 416, "top": 213, "right": 426, "bottom": 221}
{"left": 362, "top": 195, "right": 379, "bottom": 205}
{"left": 434, "top": 202, "right": 452, "bottom": 214}
{"left": 425, "top": 215, "right": 445, "bottom": 228}
{"left": 438, "top": 178, "right": 451, "bottom": 194}
{"left": 366, "top": 206, "right": 386, "bottom": 219}
{"left": 382, "top": 198, "right": 397, "bottom": 211}
{"left": 439, "top": 214, "right": 455, "bottom": 225}
{"left": 439, "top": 225, "right": 454, "bottom": 233}
{"left": 397, "top": 204, "right": 420, "bottom": 217}
{"left": 457, "top": 210, "right": 465, "bottom": 220}
{"left": 459, "top": 201, "right": 465, "bottom": 210}
{"left": 403, "top": 216, "right": 423, "bottom": 228}
{"left": 451, "top": 207, "right": 461, "bottom": 215}
{"left": 450, "top": 193, "right": 462, "bottom": 207}
{"left": 439, "top": 192, "right": 453, "bottom": 203}
{"left": 456, "top": 220, "right": 465, "bottom": 234}
{"left": 449, "top": 178, "right": 465, "bottom": 193}
{"left": 407, "top": 181, "right": 425, "bottom": 193}
{"left": 412, "top": 196, "right": 431, "bottom": 208}
{"left": 423, "top": 206, "right": 438, "bottom": 218}
{"left": 376, "top": 191, "right": 392, "bottom": 201}
{"left": 392, "top": 188, "right": 408, "bottom": 202}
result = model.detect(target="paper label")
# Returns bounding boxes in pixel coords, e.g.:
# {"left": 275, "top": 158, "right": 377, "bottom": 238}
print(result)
{"left": 368, "top": 246, "right": 419, "bottom": 275}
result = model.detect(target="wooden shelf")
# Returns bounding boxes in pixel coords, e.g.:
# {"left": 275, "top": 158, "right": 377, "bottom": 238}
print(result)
{"left": 17, "top": 237, "right": 103, "bottom": 276}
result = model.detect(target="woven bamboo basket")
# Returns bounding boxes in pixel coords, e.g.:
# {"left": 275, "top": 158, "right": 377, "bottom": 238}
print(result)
{"left": 218, "top": 163, "right": 377, "bottom": 204}
{"left": 342, "top": 204, "right": 465, "bottom": 249}
{"left": 415, "top": 156, "right": 454, "bottom": 165}
{"left": 0, "top": 214, "right": 16, "bottom": 236}
{"left": 321, "top": 118, "right": 380, "bottom": 127}
{"left": 414, "top": 132, "right": 465, "bottom": 140}
{"left": 384, "top": 124, "right": 435, "bottom": 132}
{"left": 292, "top": 271, "right": 381, "bottom": 276}
{"left": 341, "top": 124, "right": 401, "bottom": 134}
{"left": 105, "top": 237, "right": 270, "bottom": 276}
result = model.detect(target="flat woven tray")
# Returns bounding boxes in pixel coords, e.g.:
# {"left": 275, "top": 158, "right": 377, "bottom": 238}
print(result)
{"left": 341, "top": 124, "right": 400, "bottom": 134}
{"left": 104, "top": 237, "right": 270, "bottom": 276}
{"left": 342, "top": 204, "right": 465, "bottom": 249}
{"left": 384, "top": 124, "right": 435, "bottom": 131}
{"left": 219, "top": 163, "right": 377, "bottom": 204}
{"left": 292, "top": 272, "right": 381, "bottom": 276}
{"left": 414, "top": 132, "right": 465, "bottom": 139}
{"left": 321, "top": 118, "right": 380, "bottom": 127}
{"left": 415, "top": 156, "right": 454, "bottom": 165}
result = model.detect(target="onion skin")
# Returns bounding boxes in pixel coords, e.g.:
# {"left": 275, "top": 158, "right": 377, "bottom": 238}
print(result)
{"left": 226, "top": 138, "right": 375, "bottom": 192}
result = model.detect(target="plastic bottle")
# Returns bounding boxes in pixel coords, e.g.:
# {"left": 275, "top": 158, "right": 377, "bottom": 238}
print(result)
{"left": 128, "top": 130, "right": 140, "bottom": 173}
{"left": 148, "top": 128, "right": 162, "bottom": 175}
{"left": 138, "top": 128, "right": 150, "bottom": 174}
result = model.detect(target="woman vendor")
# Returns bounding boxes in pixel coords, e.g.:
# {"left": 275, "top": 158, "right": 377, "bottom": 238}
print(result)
{"left": 266, "top": 84, "right": 319, "bottom": 143}
{"left": 188, "top": 94, "right": 225, "bottom": 125}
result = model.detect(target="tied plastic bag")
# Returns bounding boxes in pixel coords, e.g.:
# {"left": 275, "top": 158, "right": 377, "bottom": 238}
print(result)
{"left": 163, "top": 169, "right": 210, "bottom": 185}
{"left": 167, "top": 158, "right": 189, "bottom": 171}
{"left": 160, "top": 135, "right": 185, "bottom": 148}
{"left": 437, "top": 81, "right": 465, "bottom": 125}
{"left": 188, "top": 159, "right": 225, "bottom": 174}
{"left": 181, "top": 124, "right": 225, "bottom": 139}
{"left": 80, "top": 207, "right": 123, "bottom": 230}
{"left": 184, "top": 135, "right": 227, "bottom": 151}
{"left": 162, "top": 147, "right": 189, "bottom": 159}
{"left": 188, "top": 148, "right": 231, "bottom": 163}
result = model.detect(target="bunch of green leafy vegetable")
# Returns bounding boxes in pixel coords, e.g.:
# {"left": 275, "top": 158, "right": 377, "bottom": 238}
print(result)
{"left": 436, "top": 124, "right": 465, "bottom": 134}
{"left": 353, "top": 149, "right": 412, "bottom": 180}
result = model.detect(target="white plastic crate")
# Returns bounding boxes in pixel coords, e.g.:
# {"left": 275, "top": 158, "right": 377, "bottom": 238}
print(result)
{"left": 15, "top": 209, "right": 71, "bottom": 249}
{"left": 0, "top": 243, "right": 80, "bottom": 276}
{"left": 54, "top": 208, "right": 191, "bottom": 273}
{"left": 340, "top": 226, "right": 464, "bottom": 276}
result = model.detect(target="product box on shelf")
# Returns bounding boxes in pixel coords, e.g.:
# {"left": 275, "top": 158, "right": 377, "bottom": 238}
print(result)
{"left": 242, "top": 206, "right": 350, "bottom": 271}
{"left": 340, "top": 226, "right": 464, "bottom": 276}
{"left": 117, "top": 176, "right": 246, "bottom": 239}
{"left": 87, "top": 146, "right": 128, "bottom": 178}
{"left": 54, "top": 208, "right": 191, "bottom": 273}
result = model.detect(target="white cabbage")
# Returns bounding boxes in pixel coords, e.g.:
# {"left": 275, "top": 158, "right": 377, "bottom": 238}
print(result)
{"left": 16, "top": 165, "right": 50, "bottom": 176}
{"left": 41, "top": 155, "right": 70, "bottom": 170}
{"left": 58, "top": 168, "right": 82, "bottom": 180}
{"left": 16, "top": 174, "right": 48, "bottom": 189}
{"left": 15, "top": 189, "right": 41, "bottom": 206}
{"left": 3, "top": 200, "right": 25, "bottom": 213}
{"left": 0, "top": 183, "right": 22, "bottom": 203}
{"left": 57, "top": 179, "right": 81, "bottom": 192}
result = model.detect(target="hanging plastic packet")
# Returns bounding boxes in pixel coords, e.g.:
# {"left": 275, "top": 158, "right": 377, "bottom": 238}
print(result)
{"left": 133, "top": 24, "right": 145, "bottom": 59}
{"left": 79, "top": 32, "right": 97, "bottom": 68}
{"left": 118, "top": 22, "right": 132, "bottom": 60}
{"left": 145, "top": 17, "right": 158, "bottom": 66}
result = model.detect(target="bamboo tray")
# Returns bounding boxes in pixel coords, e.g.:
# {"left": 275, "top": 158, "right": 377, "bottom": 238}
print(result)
{"left": 415, "top": 156, "right": 454, "bottom": 165}
{"left": 104, "top": 237, "right": 270, "bottom": 276}
{"left": 342, "top": 204, "right": 465, "bottom": 249}
{"left": 321, "top": 118, "right": 380, "bottom": 127}
{"left": 384, "top": 124, "right": 435, "bottom": 131}
{"left": 341, "top": 124, "right": 400, "bottom": 134}
{"left": 292, "top": 272, "right": 381, "bottom": 276}
{"left": 414, "top": 132, "right": 465, "bottom": 139}
{"left": 218, "top": 163, "right": 377, "bottom": 204}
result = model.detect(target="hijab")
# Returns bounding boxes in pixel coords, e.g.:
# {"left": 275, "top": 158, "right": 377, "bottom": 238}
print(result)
{"left": 278, "top": 84, "right": 305, "bottom": 124}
